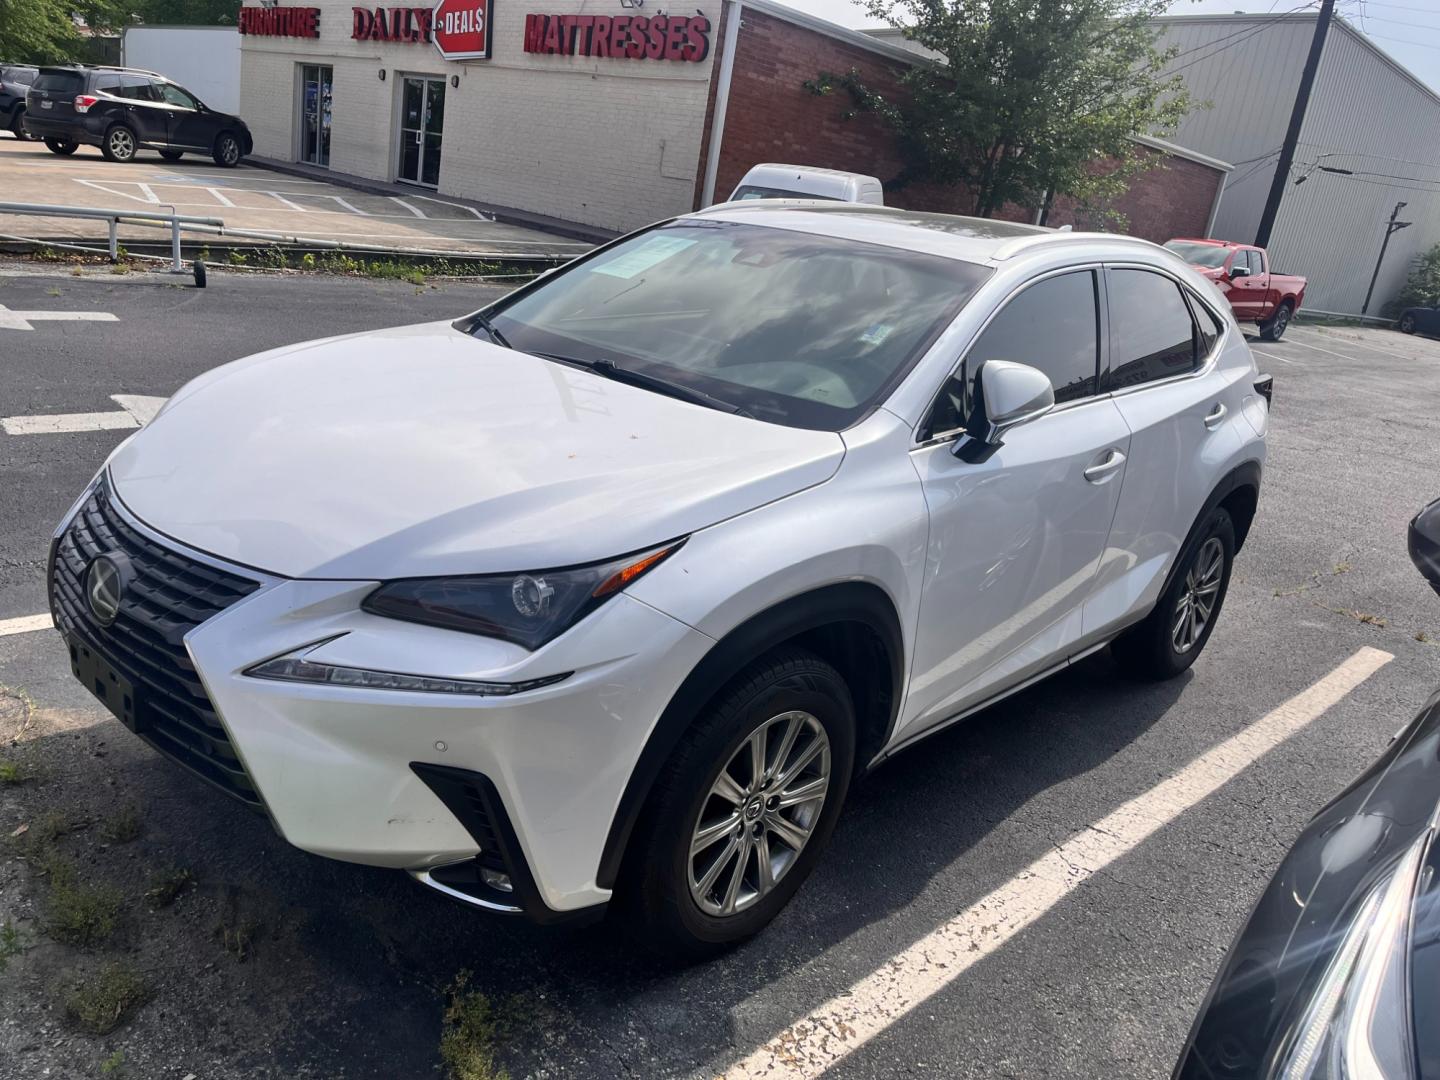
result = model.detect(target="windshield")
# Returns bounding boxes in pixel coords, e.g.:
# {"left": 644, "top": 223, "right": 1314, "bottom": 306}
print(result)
{"left": 1165, "top": 241, "right": 1231, "bottom": 269}
{"left": 482, "top": 221, "right": 990, "bottom": 430}
{"left": 731, "top": 185, "right": 840, "bottom": 202}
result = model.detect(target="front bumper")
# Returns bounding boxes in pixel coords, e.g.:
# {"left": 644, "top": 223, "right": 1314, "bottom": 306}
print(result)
{"left": 52, "top": 478, "right": 714, "bottom": 916}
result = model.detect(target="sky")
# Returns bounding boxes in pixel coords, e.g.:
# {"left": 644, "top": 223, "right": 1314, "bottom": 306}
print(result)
{"left": 767, "top": 0, "right": 1440, "bottom": 97}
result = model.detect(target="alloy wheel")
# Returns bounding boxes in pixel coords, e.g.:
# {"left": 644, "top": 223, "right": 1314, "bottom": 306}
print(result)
{"left": 1401, "top": 315, "right": 1416, "bottom": 334}
{"left": 1272, "top": 307, "right": 1289, "bottom": 338}
{"left": 108, "top": 128, "right": 135, "bottom": 160}
{"left": 1173, "top": 537, "right": 1224, "bottom": 654}
{"left": 687, "top": 710, "right": 831, "bottom": 917}
{"left": 218, "top": 135, "right": 239, "bottom": 165}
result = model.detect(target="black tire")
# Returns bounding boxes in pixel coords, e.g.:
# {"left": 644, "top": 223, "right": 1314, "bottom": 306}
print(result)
{"left": 100, "top": 124, "right": 137, "bottom": 163}
{"left": 212, "top": 131, "right": 242, "bottom": 168}
{"left": 10, "top": 108, "right": 34, "bottom": 140}
{"left": 1112, "top": 508, "right": 1236, "bottom": 681}
{"left": 159, "top": 148, "right": 184, "bottom": 161}
{"left": 1399, "top": 314, "right": 1417, "bottom": 335}
{"left": 1259, "top": 302, "right": 1292, "bottom": 341}
{"left": 619, "top": 649, "right": 856, "bottom": 959}
{"left": 44, "top": 137, "right": 78, "bottom": 156}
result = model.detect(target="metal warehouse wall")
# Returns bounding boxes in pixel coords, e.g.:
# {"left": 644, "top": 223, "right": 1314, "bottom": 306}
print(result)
{"left": 1153, "top": 15, "right": 1312, "bottom": 245}
{"left": 1274, "top": 25, "right": 1440, "bottom": 315}
{"left": 1154, "top": 14, "right": 1440, "bottom": 315}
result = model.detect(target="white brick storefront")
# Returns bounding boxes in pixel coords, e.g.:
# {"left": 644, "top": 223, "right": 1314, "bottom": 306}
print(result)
{"left": 239, "top": 0, "right": 717, "bottom": 233}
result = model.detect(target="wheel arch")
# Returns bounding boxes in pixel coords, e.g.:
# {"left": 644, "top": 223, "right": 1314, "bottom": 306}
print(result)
{"left": 1160, "top": 460, "right": 1262, "bottom": 601}
{"left": 595, "top": 581, "right": 904, "bottom": 891}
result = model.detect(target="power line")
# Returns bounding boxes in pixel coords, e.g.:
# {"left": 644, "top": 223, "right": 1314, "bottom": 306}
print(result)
{"left": 1360, "top": 0, "right": 1440, "bottom": 13}
{"left": 1364, "top": 31, "right": 1440, "bottom": 51}
{"left": 1354, "top": 12, "right": 1440, "bottom": 32}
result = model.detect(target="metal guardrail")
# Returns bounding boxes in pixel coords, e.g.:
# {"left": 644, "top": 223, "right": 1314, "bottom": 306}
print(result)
{"left": 0, "top": 201, "right": 224, "bottom": 272}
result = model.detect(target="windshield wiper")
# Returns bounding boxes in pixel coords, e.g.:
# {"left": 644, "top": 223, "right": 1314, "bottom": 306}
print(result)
{"left": 540, "top": 354, "right": 753, "bottom": 418}
{"left": 470, "top": 313, "right": 513, "bottom": 350}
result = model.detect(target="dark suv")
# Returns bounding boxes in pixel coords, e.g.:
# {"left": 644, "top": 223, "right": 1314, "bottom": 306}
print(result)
{"left": 1, "top": 63, "right": 39, "bottom": 139}
{"left": 24, "top": 66, "right": 253, "bottom": 167}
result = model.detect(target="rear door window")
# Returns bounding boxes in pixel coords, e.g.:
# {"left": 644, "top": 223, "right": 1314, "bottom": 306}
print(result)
{"left": 1106, "top": 269, "right": 1199, "bottom": 389}
{"left": 117, "top": 76, "right": 159, "bottom": 101}
{"left": 1248, "top": 250, "right": 1266, "bottom": 275}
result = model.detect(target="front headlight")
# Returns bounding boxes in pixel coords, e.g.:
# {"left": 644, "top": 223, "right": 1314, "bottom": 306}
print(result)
{"left": 361, "top": 541, "right": 683, "bottom": 650}
{"left": 1275, "top": 828, "right": 1429, "bottom": 1080}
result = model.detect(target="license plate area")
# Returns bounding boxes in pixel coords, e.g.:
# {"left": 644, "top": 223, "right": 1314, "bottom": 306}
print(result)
{"left": 40, "top": 100, "right": 52, "bottom": 109}
{"left": 68, "top": 636, "right": 141, "bottom": 733}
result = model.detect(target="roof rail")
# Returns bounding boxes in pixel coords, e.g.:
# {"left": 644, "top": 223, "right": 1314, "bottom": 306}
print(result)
{"left": 990, "top": 230, "right": 1169, "bottom": 261}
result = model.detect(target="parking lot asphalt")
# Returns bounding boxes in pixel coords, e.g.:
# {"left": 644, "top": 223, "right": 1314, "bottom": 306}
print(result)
{"left": 2, "top": 269, "right": 1440, "bottom": 1080}
{"left": 0, "top": 138, "right": 592, "bottom": 257}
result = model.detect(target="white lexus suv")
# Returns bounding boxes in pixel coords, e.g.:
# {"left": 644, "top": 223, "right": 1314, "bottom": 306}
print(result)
{"left": 51, "top": 203, "right": 1269, "bottom": 954}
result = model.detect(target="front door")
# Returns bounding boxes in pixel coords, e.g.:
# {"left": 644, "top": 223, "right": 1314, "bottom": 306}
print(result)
{"left": 901, "top": 269, "right": 1131, "bottom": 738}
{"left": 398, "top": 77, "right": 445, "bottom": 187}
{"left": 299, "top": 64, "right": 332, "bottom": 166}
{"left": 156, "top": 82, "right": 212, "bottom": 152}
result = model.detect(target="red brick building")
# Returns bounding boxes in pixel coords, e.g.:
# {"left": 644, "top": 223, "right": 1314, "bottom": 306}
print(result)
{"left": 693, "top": 0, "right": 1230, "bottom": 243}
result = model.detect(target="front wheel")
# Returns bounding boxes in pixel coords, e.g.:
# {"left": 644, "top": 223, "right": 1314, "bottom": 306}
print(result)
{"left": 1399, "top": 314, "right": 1417, "bottom": 335}
{"left": 620, "top": 649, "right": 856, "bottom": 958}
{"left": 1259, "top": 302, "right": 1292, "bottom": 341}
{"left": 44, "top": 137, "right": 78, "bottom": 156}
{"left": 1112, "top": 508, "right": 1236, "bottom": 681}
{"left": 100, "top": 124, "right": 137, "bottom": 163}
{"left": 212, "top": 132, "right": 241, "bottom": 168}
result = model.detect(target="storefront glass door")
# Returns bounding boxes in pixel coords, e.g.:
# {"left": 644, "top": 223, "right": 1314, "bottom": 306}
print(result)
{"left": 399, "top": 77, "right": 445, "bottom": 187}
{"left": 300, "top": 64, "right": 332, "bottom": 167}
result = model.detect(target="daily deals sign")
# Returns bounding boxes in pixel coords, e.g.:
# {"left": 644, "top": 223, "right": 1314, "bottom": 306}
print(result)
{"left": 349, "top": 1, "right": 491, "bottom": 59}
{"left": 432, "top": 0, "right": 492, "bottom": 59}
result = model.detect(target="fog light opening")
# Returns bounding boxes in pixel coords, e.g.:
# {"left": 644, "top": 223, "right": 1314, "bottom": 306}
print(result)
{"left": 481, "top": 866, "right": 513, "bottom": 893}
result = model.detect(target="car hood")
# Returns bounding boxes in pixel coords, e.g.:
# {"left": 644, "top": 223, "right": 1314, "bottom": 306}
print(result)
{"left": 108, "top": 321, "right": 845, "bottom": 579}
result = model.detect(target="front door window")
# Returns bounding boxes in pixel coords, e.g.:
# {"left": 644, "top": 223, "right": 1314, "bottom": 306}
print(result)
{"left": 399, "top": 77, "right": 445, "bottom": 187}
{"left": 300, "top": 64, "right": 332, "bottom": 166}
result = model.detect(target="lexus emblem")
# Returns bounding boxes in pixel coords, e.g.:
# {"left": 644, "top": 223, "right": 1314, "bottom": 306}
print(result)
{"left": 84, "top": 554, "right": 127, "bottom": 626}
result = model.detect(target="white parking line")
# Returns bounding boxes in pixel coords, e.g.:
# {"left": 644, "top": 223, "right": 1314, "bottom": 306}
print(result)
{"left": 1250, "top": 346, "right": 1293, "bottom": 365}
{"left": 206, "top": 186, "right": 236, "bottom": 208}
{"left": 390, "top": 196, "right": 426, "bottom": 218}
{"left": 329, "top": 196, "right": 371, "bottom": 216}
{"left": 136, "top": 182, "right": 160, "bottom": 204}
{"left": 1277, "top": 335, "right": 1367, "bottom": 363}
{"left": 1, "top": 394, "right": 166, "bottom": 435}
{"left": 413, "top": 194, "right": 494, "bottom": 221}
{"left": 0, "top": 614, "right": 51, "bottom": 638}
{"left": 267, "top": 191, "right": 309, "bottom": 212}
{"left": 721, "top": 646, "right": 1394, "bottom": 1079}
{"left": 0, "top": 305, "right": 117, "bottom": 332}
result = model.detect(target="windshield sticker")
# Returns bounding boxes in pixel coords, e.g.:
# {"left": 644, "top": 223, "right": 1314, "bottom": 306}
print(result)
{"left": 592, "top": 235, "right": 698, "bottom": 279}
{"left": 858, "top": 322, "right": 895, "bottom": 346}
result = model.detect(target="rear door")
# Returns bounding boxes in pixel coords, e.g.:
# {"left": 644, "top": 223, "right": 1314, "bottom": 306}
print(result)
{"left": 1090, "top": 267, "right": 1245, "bottom": 634}
{"left": 111, "top": 77, "right": 169, "bottom": 145}
{"left": 903, "top": 267, "right": 1133, "bottom": 735}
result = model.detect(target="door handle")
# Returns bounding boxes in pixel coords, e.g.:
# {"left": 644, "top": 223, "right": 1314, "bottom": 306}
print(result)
{"left": 1083, "top": 449, "right": 1126, "bottom": 484}
{"left": 1204, "top": 403, "right": 1228, "bottom": 429}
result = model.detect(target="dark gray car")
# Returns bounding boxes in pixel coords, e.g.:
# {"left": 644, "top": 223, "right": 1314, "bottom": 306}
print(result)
{"left": 23, "top": 65, "right": 252, "bottom": 167}
{"left": 0, "top": 63, "right": 39, "bottom": 139}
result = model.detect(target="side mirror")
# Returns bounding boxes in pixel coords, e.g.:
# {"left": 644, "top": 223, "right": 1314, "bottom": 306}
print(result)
{"left": 954, "top": 360, "right": 1054, "bottom": 458}
{"left": 1229, "top": 264, "right": 1250, "bottom": 279}
{"left": 1409, "top": 499, "right": 1440, "bottom": 596}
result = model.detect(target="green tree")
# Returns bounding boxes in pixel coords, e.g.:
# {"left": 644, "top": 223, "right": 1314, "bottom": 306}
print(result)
{"left": 0, "top": 0, "right": 83, "bottom": 62}
{"left": 806, "top": 0, "right": 1192, "bottom": 218}
{"left": 1389, "top": 244, "right": 1440, "bottom": 316}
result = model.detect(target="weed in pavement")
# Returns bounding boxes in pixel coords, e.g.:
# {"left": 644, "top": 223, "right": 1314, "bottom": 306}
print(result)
{"left": 65, "top": 963, "right": 151, "bottom": 1035}
{"left": 42, "top": 856, "right": 122, "bottom": 947}
{"left": 100, "top": 804, "right": 142, "bottom": 844}
{"left": 143, "top": 868, "right": 194, "bottom": 909}
{"left": 440, "top": 970, "right": 513, "bottom": 1080}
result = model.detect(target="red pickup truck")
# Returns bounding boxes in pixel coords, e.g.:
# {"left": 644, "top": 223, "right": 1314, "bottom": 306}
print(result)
{"left": 1164, "top": 238, "right": 1306, "bottom": 341}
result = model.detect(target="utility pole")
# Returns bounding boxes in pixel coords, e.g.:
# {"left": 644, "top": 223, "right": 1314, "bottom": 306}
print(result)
{"left": 1362, "top": 202, "right": 1411, "bottom": 316}
{"left": 1254, "top": 0, "right": 1335, "bottom": 248}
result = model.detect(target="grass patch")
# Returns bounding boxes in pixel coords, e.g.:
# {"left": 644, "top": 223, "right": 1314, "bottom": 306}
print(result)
{"left": 43, "top": 856, "right": 122, "bottom": 947}
{"left": 101, "top": 1049, "right": 127, "bottom": 1076}
{"left": 0, "top": 759, "right": 32, "bottom": 785}
{"left": 100, "top": 804, "right": 142, "bottom": 845}
{"left": 33, "top": 809, "right": 85, "bottom": 844}
{"left": 215, "top": 915, "right": 261, "bottom": 962}
{"left": 143, "top": 868, "right": 193, "bottom": 909}
{"left": 440, "top": 971, "right": 512, "bottom": 1080}
{"left": 64, "top": 962, "right": 150, "bottom": 1035}
{"left": 0, "top": 919, "right": 23, "bottom": 972}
